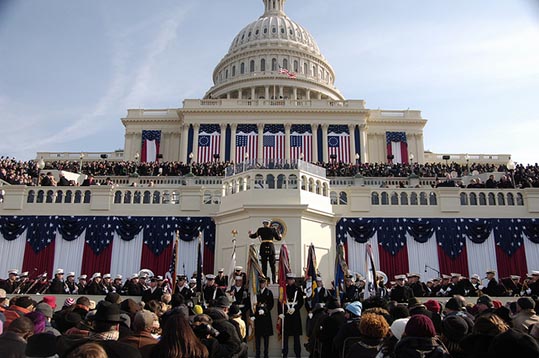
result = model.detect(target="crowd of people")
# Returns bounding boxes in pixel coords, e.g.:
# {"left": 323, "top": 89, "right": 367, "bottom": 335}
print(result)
{"left": 2, "top": 156, "right": 539, "bottom": 188}
{"left": 3, "top": 266, "right": 539, "bottom": 357}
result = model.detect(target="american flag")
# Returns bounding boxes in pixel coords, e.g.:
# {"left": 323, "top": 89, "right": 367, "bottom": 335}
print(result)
{"left": 235, "top": 124, "right": 258, "bottom": 163}
{"left": 168, "top": 235, "right": 179, "bottom": 293}
{"left": 279, "top": 67, "right": 297, "bottom": 79}
{"left": 290, "top": 124, "right": 312, "bottom": 162}
{"left": 141, "top": 130, "right": 161, "bottom": 163}
{"left": 328, "top": 125, "right": 350, "bottom": 163}
{"left": 197, "top": 124, "right": 221, "bottom": 163}
{"left": 263, "top": 124, "right": 284, "bottom": 165}
{"left": 386, "top": 131, "right": 408, "bottom": 164}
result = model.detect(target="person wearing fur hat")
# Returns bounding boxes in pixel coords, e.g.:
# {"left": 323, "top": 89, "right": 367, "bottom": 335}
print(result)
{"left": 346, "top": 312, "right": 390, "bottom": 358}
{"left": 318, "top": 297, "right": 346, "bottom": 358}
{"left": 394, "top": 314, "right": 451, "bottom": 358}
{"left": 512, "top": 297, "right": 539, "bottom": 333}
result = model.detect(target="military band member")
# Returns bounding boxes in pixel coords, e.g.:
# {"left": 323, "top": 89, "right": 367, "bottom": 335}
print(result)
{"left": 101, "top": 274, "right": 114, "bottom": 293}
{"left": 342, "top": 274, "right": 360, "bottom": 303}
{"left": 15, "top": 272, "right": 31, "bottom": 294}
{"left": 252, "top": 276, "right": 274, "bottom": 358}
{"left": 469, "top": 274, "right": 482, "bottom": 296}
{"left": 429, "top": 278, "right": 442, "bottom": 297}
{"left": 124, "top": 273, "right": 143, "bottom": 296}
{"left": 390, "top": 274, "right": 414, "bottom": 303}
{"left": 278, "top": 273, "right": 304, "bottom": 358}
{"left": 176, "top": 275, "right": 193, "bottom": 300}
{"left": 142, "top": 277, "right": 164, "bottom": 303}
{"left": 65, "top": 272, "right": 78, "bottom": 294}
{"left": 482, "top": 269, "right": 505, "bottom": 296}
{"left": 86, "top": 272, "right": 107, "bottom": 295}
{"left": 446, "top": 273, "right": 466, "bottom": 297}
{"left": 249, "top": 219, "right": 282, "bottom": 283}
{"left": 407, "top": 273, "right": 426, "bottom": 297}
{"left": 203, "top": 274, "right": 225, "bottom": 307}
{"left": 230, "top": 276, "right": 249, "bottom": 312}
{"left": 0, "top": 269, "right": 19, "bottom": 293}
{"left": 233, "top": 266, "right": 248, "bottom": 287}
{"left": 77, "top": 274, "right": 88, "bottom": 294}
{"left": 49, "top": 268, "right": 66, "bottom": 294}
{"left": 112, "top": 275, "right": 123, "bottom": 293}
{"left": 522, "top": 271, "right": 539, "bottom": 296}
{"left": 437, "top": 274, "right": 452, "bottom": 296}
{"left": 505, "top": 275, "right": 523, "bottom": 296}
{"left": 215, "top": 268, "right": 228, "bottom": 288}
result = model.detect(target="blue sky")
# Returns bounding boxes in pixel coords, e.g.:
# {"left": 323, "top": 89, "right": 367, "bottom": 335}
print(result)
{"left": 1, "top": 0, "right": 538, "bottom": 165}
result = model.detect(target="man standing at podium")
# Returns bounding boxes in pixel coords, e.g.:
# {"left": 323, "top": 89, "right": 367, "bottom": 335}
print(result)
{"left": 249, "top": 219, "right": 282, "bottom": 284}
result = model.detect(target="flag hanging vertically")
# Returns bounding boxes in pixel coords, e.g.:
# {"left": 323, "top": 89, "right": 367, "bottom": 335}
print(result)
{"left": 247, "top": 244, "right": 265, "bottom": 313}
{"left": 262, "top": 124, "right": 285, "bottom": 165}
{"left": 227, "top": 234, "right": 238, "bottom": 291}
{"left": 196, "top": 235, "right": 203, "bottom": 294}
{"left": 386, "top": 131, "right": 408, "bottom": 164}
{"left": 141, "top": 130, "right": 161, "bottom": 162}
{"left": 290, "top": 124, "right": 313, "bottom": 162}
{"left": 327, "top": 125, "right": 350, "bottom": 163}
{"left": 304, "top": 244, "right": 318, "bottom": 299}
{"left": 168, "top": 232, "right": 179, "bottom": 293}
{"left": 278, "top": 243, "right": 291, "bottom": 305}
{"left": 364, "top": 242, "right": 378, "bottom": 299}
{"left": 235, "top": 124, "right": 258, "bottom": 163}
{"left": 334, "top": 242, "right": 349, "bottom": 305}
{"left": 198, "top": 124, "right": 221, "bottom": 163}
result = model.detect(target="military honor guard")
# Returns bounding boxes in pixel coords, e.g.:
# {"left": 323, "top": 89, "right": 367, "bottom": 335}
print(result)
{"left": 215, "top": 268, "right": 228, "bottom": 288}
{"left": 249, "top": 219, "right": 282, "bottom": 283}
{"left": 278, "top": 273, "right": 304, "bottom": 358}
{"left": 482, "top": 269, "right": 505, "bottom": 296}
{"left": 203, "top": 274, "right": 225, "bottom": 307}
{"left": 342, "top": 274, "right": 360, "bottom": 303}
{"left": 252, "top": 276, "right": 274, "bottom": 358}
{"left": 407, "top": 273, "right": 426, "bottom": 297}
{"left": 142, "top": 277, "right": 164, "bottom": 303}
{"left": 176, "top": 275, "right": 193, "bottom": 300}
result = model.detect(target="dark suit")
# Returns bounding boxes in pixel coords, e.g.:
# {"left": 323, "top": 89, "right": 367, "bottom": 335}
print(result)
{"left": 249, "top": 225, "right": 281, "bottom": 283}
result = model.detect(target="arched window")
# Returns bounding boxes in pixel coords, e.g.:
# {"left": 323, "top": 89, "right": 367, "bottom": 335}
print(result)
{"left": 74, "top": 190, "right": 82, "bottom": 204}
{"left": 46, "top": 190, "right": 54, "bottom": 203}
{"left": 294, "top": 60, "right": 299, "bottom": 72}
{"left": 410, "top": 192, "right": 418, "bottom": 205}
{"left": 517, "top": 193, "right": 524, "bottom": 206}
{"left": 83, "top": 191, "right": 91, "bottom": 204}
{"left": 470, "top": 193, "right": 477, "bottom": 205}
{"left": 272, "top": 58, "right": 277, "bottom": 71}
{"left": 400, "top": 192, "right": 409, "bottom": 205}
{"left": 27, "top": 190, "right": 35, "bottom": 203}
{"left": 288, "top": 174, "right": 298, "bottom": 189}
{"left": 460, "top": 193, "right": 468, "bottom": 205}
{"left": 232, "top": 65, "right": 236, "bottom": 77}
{"left": 323, "top": 183, "right": 328, "bottom": 197}
{"left": 330, "top": 191, "right": 338, "bottom": 205}
{"left": 64, "top": 190, "right": 72, "bottom": 203}
{"left": 303, "top": 63, "right": 308, "bottom": 75}
{"left": 372, "top": 192, "right": 380, "bottom": 205}
{"left": 261, "top": 59, "right": 266, "bottom": 72}
{"left": 240, "top": 62, "right": 245, "bottom": 74}
{"left": 391, "top": 192, "right": 399, "bottom": 205}
{"left": 55, "top": 190, "right": 63, "bottom": 203}
{"left": 114, "top": 191, "right": 122, "bottom": 204}
{"left": 255, "top": 174, "right": 264, "bottom": 189}
{"left": 283, "top": 59, "right": 288, "bottom": 70}
{"left": 420, "top": 192, "right": 428, "bottom": 205}
{"left": 315, "top": 181, "right": 321, "bottom": 194}
{"left": 301, "top": 176, "right": 307, "bottom": 190}
{"left": 507, "top": 193, "right": 515, "bottom": 206}
{"left": 488, "top": 193, "right": 496, "bottom": 206}
{"left": 308, "top": 178, "right": 314, "bottom": 192}
{"left": 497, "top": 193, "right": 505, "bottom": 205}
{"left": 250, "top": 60, "right": 255, "bottom": 72}
{"left": 225, "top": 69, "right": 229, "bottom": 79}
{"left": 153, "top": 191, "right": 161, "bottom": 204}
{"left": 277, "top": 174, "right": 286, "bottom": 189}
{"left": 143, "top": 191, "right": 151, "bottom": 204}
{"left": 133, "top": 191, "right": 141, "bottom": 204}
{"left": 312, "top": 65, "right": 316, "bottom": 76}
{"left": 429, "top": 192, "right": 437, "bottom": 205}
{"left": 124, "top": 191, "right": 132, "bottom": 204}
{"left": 203, "top": 191, "right": 212, "bottom": 204}
{"left": 339, "top": 192, "right": 348, "bottom": 205}
{"left": 266, "top": 175, "right": 276, "bottom": 189}
{"left": 381, "top": 192, "right": 389, "bottom": 205}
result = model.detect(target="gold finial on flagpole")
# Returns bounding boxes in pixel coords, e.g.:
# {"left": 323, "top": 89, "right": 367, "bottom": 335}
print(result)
{"left": 231, "top": 229, "right": 238, "bottom": 237}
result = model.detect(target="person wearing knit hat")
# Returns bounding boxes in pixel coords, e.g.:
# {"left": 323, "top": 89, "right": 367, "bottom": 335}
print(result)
{"left": 424, "top": 300, "right": 441, "bottom": 315}
{"left": 512, "top": 297, "right": 539, "bottom": 333}
{"left": 395, "top": 314, "right": 451, "bottom": 357}
{"left": 42, "top": 296, "right": 57, "bottom": 310}
{"left": 63, "top": 297, "right": 76, "bottom": 308}
{"left": 25, "top": 333, "right": 58, "bottom": 358}
{"left": 441, "top": 315, "right": 470, "bottom": 357}
{"left": 34, "top": 303, "right": 61, "bottom": 336}
{"left": 476, "top": 295, "right": 494, "bottom": 314}
{"left": 346, "top": 313, "right": 390, "bottom": 358}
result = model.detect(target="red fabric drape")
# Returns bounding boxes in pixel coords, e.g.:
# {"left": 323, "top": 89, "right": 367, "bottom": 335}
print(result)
{"left": 378, "top": 244, "right": 410, "bottom": 280}
{"left": 203, "top": 245, "right": 215, "bottom": 275}
{"left": 22, "top": 241, "right": 55, "bottom": 276}
{"left": 495, "top": 245, "right": 528, "bottom": 279}
{"left": 140, "top": 243, "right": 173, "bottom": 277}
{"left": 401, "top": 142, "right": 409, "bottom": 164}
{"left": 141, "top": 140, "right": 148, "bottom": 163}
{"left": 386, "top": 143, "right": 392, "bottom": 164}
{"left": 437, "top": 244, "right": 470, "bottom": 277}
{"left": 80, "top": 242, "right": 113, "bottom": 277}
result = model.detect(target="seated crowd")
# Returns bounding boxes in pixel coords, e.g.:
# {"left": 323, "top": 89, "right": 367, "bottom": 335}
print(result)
{"left": 2, "top": 156, "right": 539, "bottom": 188}
{"left": 2, "top": 267, "right": 539, "bottom": 358}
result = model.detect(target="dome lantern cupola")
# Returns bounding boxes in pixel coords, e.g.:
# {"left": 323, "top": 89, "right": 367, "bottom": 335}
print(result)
{"left": 205, "top": 0, "right": 344, "bottom": 101}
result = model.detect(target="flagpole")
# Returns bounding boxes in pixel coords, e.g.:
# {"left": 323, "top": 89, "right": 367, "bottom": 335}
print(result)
{"left": 172, "top": 230, "right": 179, "bottom": 293}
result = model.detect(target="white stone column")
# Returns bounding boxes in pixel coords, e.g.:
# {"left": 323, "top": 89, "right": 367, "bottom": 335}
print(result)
{"left": 284, "top": 123, "right": 291, "bottom": 163}
{"left": 251, "top": 87, "right": 256, "bottom": 100}
{"left": 265, "top": 86, "right": 269, "bottom": 99}
{"left": 180, "top": 124, "right": 189, "bottom": 163}
{"left": 360, "top": 125, "right": 368, "bottom": 164}
{"left": 279, "top": 86, "right": 284, "bottom": 99}
{"left": 349, "top": 124, "right": 356, "bottom": 164}
{"left": 306, "top": 90, "right": 311, "bottom": 100}
{"left": 322, "top": 123, "right": 328, "bottom": 163}
{"left": 257, "top": 123, "right": 264, "bottom": 164}
{"left": 292, "top": 87, "right": 298, "bottom": 100}
{"left": 220, "top": 123, "right": 227, "bottom": 161}
{"left": 417, "top": 133, "right": 425, "bottom": 164}
{"left": 238, "top": 89, "right": 242, "bottom": 99}
{"left": 312, "top": 124, "right": 318, "bottom": 162}
{"left": 226, "top": 92, "right": 231, "bottom": 99}
{"left": 192, "top": 123, "right": 200, "bottom": 162}
{"left": 230, "top": 123, "right": 237, "bottom": 163}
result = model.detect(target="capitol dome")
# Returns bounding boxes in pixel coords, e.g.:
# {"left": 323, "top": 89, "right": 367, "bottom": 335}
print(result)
{"left": 205, "top": 0, "right": 344, "bottom": 101}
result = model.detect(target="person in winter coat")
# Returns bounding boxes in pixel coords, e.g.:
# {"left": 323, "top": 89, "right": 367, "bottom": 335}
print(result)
{"left": 394, "top": 314, "right": 451, "bottom": 358}
{"left": 319, "top": 297, "right": 346, "bottom": 358}
{"left": 346, "top": 312, "right": 390, "bottom": 358}
{"left": 460, "top": 313, "right": 509, "bottom": 358}
{"left": 375, "top": 317, "right": 410, "bottom": 358}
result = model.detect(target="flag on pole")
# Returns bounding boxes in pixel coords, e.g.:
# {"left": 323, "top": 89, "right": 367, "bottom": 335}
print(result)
{"left": 247, "top": 244, "right": 265, "bottom": 313}
{"left": 196, "top": 236, "right": 203, "bottom": 294}
{"left": 364, "top": 242, "right": 378, "bottom": 299}
{"left": 334, "top": 243, "right": 349, "bottom": 305}
{"left": 278, "top": 243, "right": 291, "bottom": 305}
{"left": 304, "top": 244, "right": 318, "bottom": 299}
{"left": 227, "top": 236, "right": 237, "bottom": 291}
{"left": 167, "top": 232, "right": 179, "bottom": 293}
{"left": 279, "top": 67, "right": 297, "bottom": 79}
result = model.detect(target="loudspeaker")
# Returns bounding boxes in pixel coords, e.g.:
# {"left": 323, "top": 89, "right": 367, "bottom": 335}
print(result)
{"left": 100, "top": 154, "right": 108, "bottom": 159}
{"left": 442, "top": 155, "right": 450, "bottom": 160}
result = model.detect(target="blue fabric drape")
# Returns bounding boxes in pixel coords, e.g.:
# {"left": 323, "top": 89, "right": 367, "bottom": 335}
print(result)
{"left": 523, "top": 219, "right": 539, "bottom": 244}
{"left": 115, "top": 216, "right": 144, "bottom": 242}
{"left": 463, "top": 218, "right": 492, "bottom": 244}
{"left": 406, "top": 219, "right": 435, "bottom": 243}
{"left": 377, "top": 218, "right": 407, "bottom": 255}
{"left": 0, "top": 216, "right": 28, "bottom": 241}
{"left": 84, "top": 216, "right": 116, "bottom": 254}
{"left": 26, "top": 216, "right": 58, "bottom": 253}
{"left": 494, "top": 219, "right": 524, "bottom": 256}
{"left": 57, "top": 216, "right": 87, "bottom": 241}
{"left": 433, "top": 218, "right": 465, "bottom": 259}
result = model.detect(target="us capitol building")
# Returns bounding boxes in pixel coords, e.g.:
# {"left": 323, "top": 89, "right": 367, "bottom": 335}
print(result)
{"left": 2, "top": 0, "right": 538, "bottom": 287}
